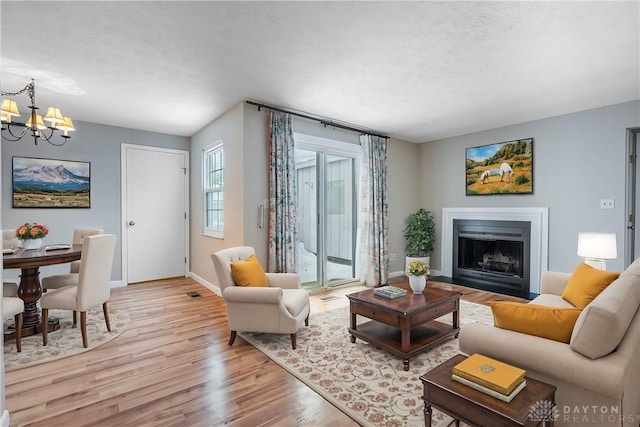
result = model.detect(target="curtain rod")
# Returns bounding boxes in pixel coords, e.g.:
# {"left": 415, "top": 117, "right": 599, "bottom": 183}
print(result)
{"left": 245, "top": 100, "right": 389, "bottom": 139}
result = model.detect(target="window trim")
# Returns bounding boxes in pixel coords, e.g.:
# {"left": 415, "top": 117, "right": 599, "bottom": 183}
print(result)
{"left": 203, "top": 139, "right": 224, "bottom": 239}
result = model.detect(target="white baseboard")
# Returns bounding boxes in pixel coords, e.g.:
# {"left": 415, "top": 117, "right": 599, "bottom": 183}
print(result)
{"left": 188, "top": 272, "right": 221, "bottom": 296}
{"left": 1, "top": 409, "right": 10, "bottom": 427}
{"left": 109, "top": 280, "right": 125, "bottom": 288}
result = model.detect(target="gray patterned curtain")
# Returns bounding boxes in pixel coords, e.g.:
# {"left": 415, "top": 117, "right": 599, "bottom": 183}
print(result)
{"left": 356, "top": 134, "right": 389, "bottom": 286}
{"left": 268, "top": 111, "right": 298, "bottom": 273}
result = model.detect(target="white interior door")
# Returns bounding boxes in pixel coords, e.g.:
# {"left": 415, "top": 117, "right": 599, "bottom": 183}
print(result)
{"left": 122, "top": 144, "right": 189, "bottom": 284}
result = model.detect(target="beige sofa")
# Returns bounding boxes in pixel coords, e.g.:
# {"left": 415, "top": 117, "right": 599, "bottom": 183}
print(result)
{"left": 459, "top": 260, "right": 640, "bottom": 427}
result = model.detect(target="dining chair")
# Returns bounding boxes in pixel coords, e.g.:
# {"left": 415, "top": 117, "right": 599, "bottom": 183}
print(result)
{"left": 3, "top": 297, "right": 24, "bottom": 352}
{"left": 211, "top": 246, "right": 310, "bottom": 349}
{"left": 41, "top": 228, "right": 103, "bottom": 292}
{"left": 2, "top": 229, "right": 19, "bottom": 249}
{"left": 3, "top": 282, "right": 18, "bottom": 297}
{"left": 3, "top": 229, "right": 20, "bottom": 296}
{"left": 40, "top": 234, "right": 116, "bottom": 348}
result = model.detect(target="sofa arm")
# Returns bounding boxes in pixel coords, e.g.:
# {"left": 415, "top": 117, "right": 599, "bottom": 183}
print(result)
{"left": 459, "top": 323, "right": 626, "bottom": 399}
{"left": 540, "top": 271, "right": 571, "bottom": 295}
{"left": 223, "top": 286, "right": 283, "bottom": 304}
{"left": 266, "top": 272, "right": 301, "bottom": 289}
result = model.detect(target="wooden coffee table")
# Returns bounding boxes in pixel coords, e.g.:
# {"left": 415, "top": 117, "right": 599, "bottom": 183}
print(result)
{"left": 346, "top": 284, "right": 460, "bottom": 371}
{"left": 420, "top": 354, "right": 557, "bottom": 427}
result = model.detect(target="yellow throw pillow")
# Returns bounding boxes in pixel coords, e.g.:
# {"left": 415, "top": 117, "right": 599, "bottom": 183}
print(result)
{"left": 230, "top": 255, "right": 268, "bottom": 287}
{"left": 490, "top": 301, "right": 582, "bottom": 343}
{"left": 561, "top": 263, "right": 619, "bottom": 309}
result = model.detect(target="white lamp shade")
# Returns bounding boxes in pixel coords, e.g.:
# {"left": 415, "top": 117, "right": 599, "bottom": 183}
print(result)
{"left": 25, "top": 114, "right": 47, "bottom": 130}
{"left": 1, "top": 99, "right": 20, "bottom": 119}
{"left": 44, "top": 107, "right": 64, "bottom": 125}
{"left": 577, "top": 232, "right": 617, "bottom": 259}
{"left": 56, "top": 116, "right": 75, "bottom": 136}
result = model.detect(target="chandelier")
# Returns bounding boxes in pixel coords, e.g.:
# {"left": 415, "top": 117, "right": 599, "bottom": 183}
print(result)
{"left": 1, "top": 79, "right": 75, "bottom": 146}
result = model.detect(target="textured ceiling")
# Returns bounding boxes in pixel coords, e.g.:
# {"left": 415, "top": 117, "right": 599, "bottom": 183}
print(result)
{"left": 1, "top": 1, "right": 638, "bottom": 143}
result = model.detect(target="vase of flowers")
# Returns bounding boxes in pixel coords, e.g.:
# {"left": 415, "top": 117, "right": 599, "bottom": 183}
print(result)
{"left": 15, "top": 222, "right": 49, "bottom": 250}
{"left": 407, "top": 260, "right": 429, "bottom": 294}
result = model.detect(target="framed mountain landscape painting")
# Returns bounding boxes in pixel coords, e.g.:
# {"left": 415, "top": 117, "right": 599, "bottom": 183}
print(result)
{"left": 465, "top": 138, "right": 534, "bottom": 195}
{"left": 12, "top": 157, "right": 91, "bottom": 208}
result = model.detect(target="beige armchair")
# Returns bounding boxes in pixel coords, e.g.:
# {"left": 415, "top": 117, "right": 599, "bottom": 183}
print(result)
{"left": 40, "top": 234, "right": 116, "bottom": 348}
{"left": 41, "top": 228, "right": 103, "bottom": 291}
{"left": 211, "top": 246, "right": 310, "bottom": 349}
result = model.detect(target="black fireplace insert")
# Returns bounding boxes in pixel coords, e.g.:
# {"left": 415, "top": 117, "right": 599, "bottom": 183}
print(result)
{"left": 452, "top": 219, "right": 531, "bottom": 298}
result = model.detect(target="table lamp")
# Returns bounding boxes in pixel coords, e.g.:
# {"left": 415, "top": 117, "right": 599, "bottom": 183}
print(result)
{"left": 577, "top": 232, "right": 617, "bottom": 270}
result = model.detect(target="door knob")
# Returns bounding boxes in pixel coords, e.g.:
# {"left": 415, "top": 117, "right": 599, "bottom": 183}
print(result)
{"left": 128, "top": 221, "right": 135, "bottom": 226}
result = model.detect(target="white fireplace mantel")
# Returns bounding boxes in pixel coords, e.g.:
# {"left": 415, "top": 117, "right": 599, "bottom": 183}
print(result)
{"left": 441, "top": 207, "right": 549, "bottom": 294}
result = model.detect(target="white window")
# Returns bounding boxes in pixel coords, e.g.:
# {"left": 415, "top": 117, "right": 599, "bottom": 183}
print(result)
{"left": 203, "top": 140, "right": 224, "bottom": 238}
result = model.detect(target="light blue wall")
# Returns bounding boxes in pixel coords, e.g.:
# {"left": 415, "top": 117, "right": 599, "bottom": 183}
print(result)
{"left": 1, "top": 120, "right": 189, "bottom": 281}
{"left": 419, "top": 100, "right": 640, "bottom": 274}
{"left": 190, "top": 102, "right": 422, "bottom": 286}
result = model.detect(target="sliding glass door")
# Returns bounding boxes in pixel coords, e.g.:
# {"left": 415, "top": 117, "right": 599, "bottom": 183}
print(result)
{"left": 295, "top": 134, "right": 359, "bottom": 290}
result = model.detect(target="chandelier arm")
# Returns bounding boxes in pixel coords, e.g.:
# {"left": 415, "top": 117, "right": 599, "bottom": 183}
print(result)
{"left": 37, "top": 127, "right": 52, "bottom": 141}
{"left": 1, "top": 123, "right": 29, "bottom": 142}
{"left": 46, "top": 136, "right": 69, "bottom": 147}
{"left": 37, "top": 127, "right": 68, "bottom": 146}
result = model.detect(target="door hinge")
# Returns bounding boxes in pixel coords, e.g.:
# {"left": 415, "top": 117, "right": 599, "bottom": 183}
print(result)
{"left": 184, "top": 212, "right": 187, "bottom": 219}
{"left": 185, "top": 257, "right": 187, "bottom": 264}
{"left": 630, "top": 155, "right": 636, "bottom": 164}
{"left": 183, "top": 167, "right": 187, "bottom": 174}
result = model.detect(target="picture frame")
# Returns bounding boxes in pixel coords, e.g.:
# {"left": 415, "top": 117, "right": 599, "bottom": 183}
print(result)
{"left": 465, "top": 138, "right": 533, "bottom": 196}
{"left": 12, "top": 156, "right": 91, "bottom": 208}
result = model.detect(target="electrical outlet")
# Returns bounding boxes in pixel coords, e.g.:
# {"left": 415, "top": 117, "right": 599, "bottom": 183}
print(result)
{"left": 600, "top": 199, "right": 614, "bottom": 209}
{"left": 390, "top": 253, "right": 397, "bottom": 261}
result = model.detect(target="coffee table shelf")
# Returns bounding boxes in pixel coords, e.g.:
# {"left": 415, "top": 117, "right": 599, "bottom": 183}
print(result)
{"left": 347, "top": 284, "right": 460, "bottom": 371}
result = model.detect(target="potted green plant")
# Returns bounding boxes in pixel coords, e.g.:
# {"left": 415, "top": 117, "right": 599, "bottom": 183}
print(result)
{"left": 403, "top": 208, "right": 435, "bottom": 275}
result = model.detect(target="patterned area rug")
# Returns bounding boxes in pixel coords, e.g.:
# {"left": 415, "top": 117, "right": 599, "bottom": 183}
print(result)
{"left": 240, "top": 299, "right": 494, "bottom": 427}
{"left": 4, "top": 306, "right": 128, "bottom": 372}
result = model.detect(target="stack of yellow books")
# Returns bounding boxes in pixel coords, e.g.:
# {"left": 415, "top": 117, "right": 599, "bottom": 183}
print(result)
{"left": 452, "top": 354, "right": 526, "bottom": 402}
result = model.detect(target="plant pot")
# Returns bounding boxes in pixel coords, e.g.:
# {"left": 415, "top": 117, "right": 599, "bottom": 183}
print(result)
{"left": 408, "top": 275, "right": 426, "bottom": 294}
{"left": 22, "top": 238, "right": 42, "bottom": 250}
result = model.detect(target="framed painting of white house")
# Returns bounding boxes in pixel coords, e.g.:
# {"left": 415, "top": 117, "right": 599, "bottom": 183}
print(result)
{"left": 12, "top": 156, "right": 91, "bottom": 208}
{"left": 465, "top": 138, "right": 534, "bottom": 196}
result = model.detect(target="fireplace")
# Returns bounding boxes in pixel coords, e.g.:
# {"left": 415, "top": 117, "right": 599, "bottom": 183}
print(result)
{"left": 452, "top": 219, "right": 531, "bottom": 298}
{"left": 441, "top": 207, "right": 548, "bottom": 296}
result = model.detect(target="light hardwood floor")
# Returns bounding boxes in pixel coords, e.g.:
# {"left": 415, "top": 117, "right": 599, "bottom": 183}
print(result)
{"left": 5, "top": 276, "right": 526, "bottom": 427}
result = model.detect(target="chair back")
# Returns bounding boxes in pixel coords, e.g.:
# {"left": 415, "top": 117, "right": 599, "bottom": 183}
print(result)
{"left": 2, "top": 229, "right": 18, "bottom": 250}
{"left": 76, "top": 234, "right": 116, "bottom": 311}
{"left": 211, "top": 246, "right": 256, "bottom": 292}
{"left": 70, "top": 228, "right": 103, "bottom": 273}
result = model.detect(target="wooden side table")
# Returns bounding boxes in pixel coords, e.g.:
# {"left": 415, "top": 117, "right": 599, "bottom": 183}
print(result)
{"left": 420, "top": 354, "right": 557, "bottom": 427}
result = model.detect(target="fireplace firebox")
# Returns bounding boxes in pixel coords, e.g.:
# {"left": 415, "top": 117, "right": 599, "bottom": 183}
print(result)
{"left": 452, "top": 219, "right": 531, "bottom": 298}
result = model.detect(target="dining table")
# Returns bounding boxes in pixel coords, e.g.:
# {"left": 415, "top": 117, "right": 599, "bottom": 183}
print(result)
{"left": 3, "top": 243, "right": 82, "bottom": 339}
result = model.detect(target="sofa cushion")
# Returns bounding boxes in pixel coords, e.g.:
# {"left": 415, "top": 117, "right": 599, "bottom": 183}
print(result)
{"left": 570, "top": 274, "right": 640, "bottom": 359}
{"left": 490, "top": 301, "right": 582, "bottom": 343}
{"left": 561, "top": 263, "right": 619, "bottom": 309}
{"left": 530, "top": 294, "right": 575, "bottom": 308}
{"left": 230, "top": 255, "right": 268, "bottom": 287}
